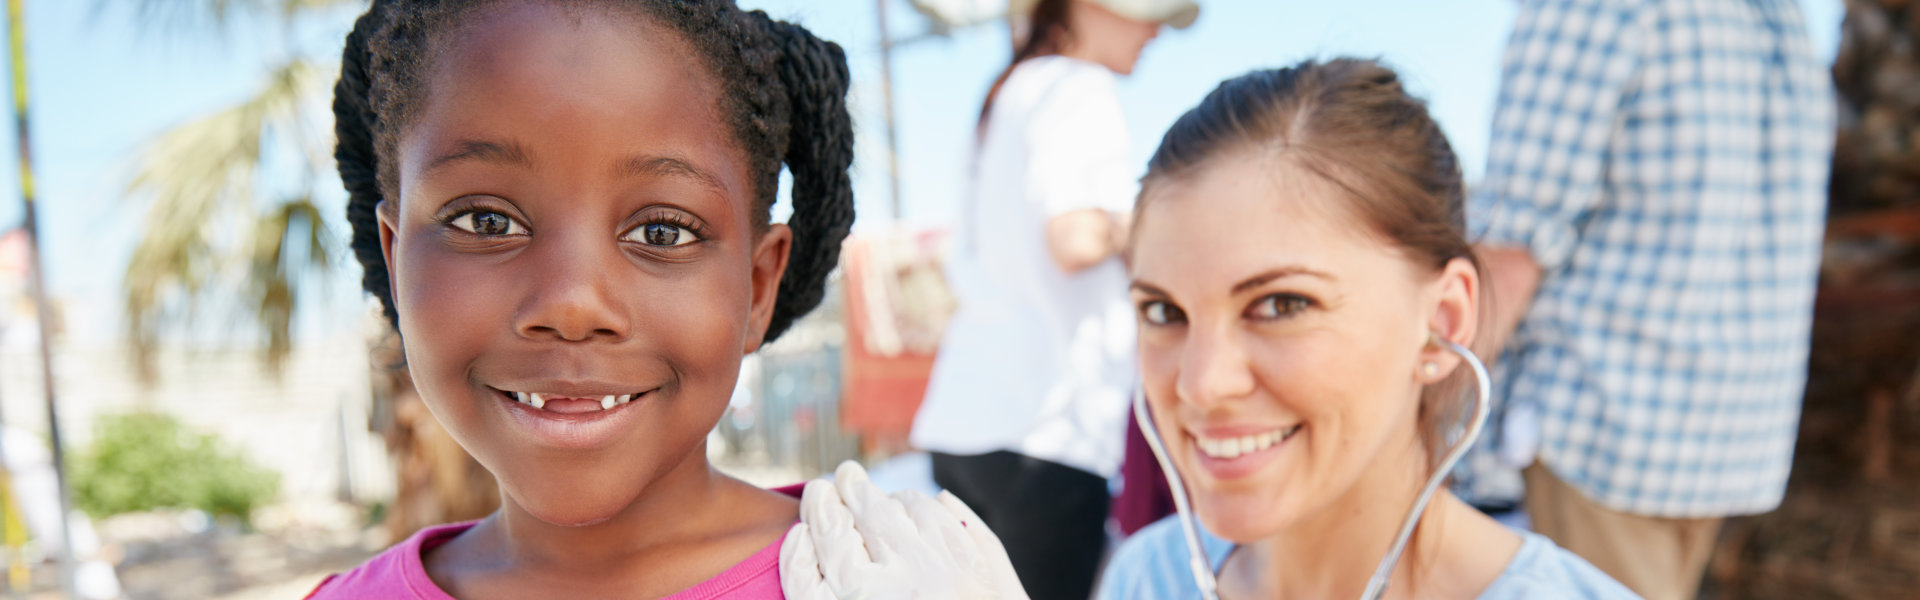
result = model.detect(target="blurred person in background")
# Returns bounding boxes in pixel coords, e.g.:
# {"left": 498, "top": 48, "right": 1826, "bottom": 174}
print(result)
{"left": 1466, "top": 1, "right": 1835, "bottom": 598}
{"left": 907, "top": 0, "right": 1195, "bottom": 597}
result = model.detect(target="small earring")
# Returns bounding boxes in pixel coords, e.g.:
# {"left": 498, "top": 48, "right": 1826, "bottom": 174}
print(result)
{"left": 1421, "top": 361, "right": 1440, "bottom": 379}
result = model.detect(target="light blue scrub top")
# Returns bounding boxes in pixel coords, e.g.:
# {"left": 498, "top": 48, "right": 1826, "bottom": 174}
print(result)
{"left": 1098, "top": 516, "right": 1642, "bottom": 599}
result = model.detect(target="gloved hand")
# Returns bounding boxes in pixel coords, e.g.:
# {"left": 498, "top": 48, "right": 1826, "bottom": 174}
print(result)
{"left": 780, "top": 460, "right": 1030, "bottom": 600}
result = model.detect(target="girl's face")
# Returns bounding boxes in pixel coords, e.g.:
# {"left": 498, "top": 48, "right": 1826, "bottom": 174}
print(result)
{"left": 1129, "top": 153, "right": 1475, "bottom": 542}
{"left": 377, "top": 2, "right": 791, "bottom": 527}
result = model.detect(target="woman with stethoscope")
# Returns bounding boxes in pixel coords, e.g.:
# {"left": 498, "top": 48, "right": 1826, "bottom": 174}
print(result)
{"left": 781, "top": 58, "right": 1639, "bottom": 600}
{"left": 1091, "top": 58, "right": 1640, "bottom": 600}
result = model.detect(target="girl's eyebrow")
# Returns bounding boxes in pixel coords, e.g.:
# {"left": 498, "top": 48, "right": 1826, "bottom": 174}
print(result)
{"left": 426, "top": 138, "right": 533, "bottom": 173}
{"left": 421, "top": 139, "right": 727, "bottom": 196}
{"left": 617, "top": 154, "right": 727, "bottom": 196}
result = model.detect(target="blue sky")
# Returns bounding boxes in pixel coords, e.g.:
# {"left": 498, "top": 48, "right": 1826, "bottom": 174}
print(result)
{"left": 0, "top": 0, "right": 1844, "bottom": 347}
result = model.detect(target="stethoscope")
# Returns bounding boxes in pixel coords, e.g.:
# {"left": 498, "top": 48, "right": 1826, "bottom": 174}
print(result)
{"left": 1130, "top": 334, "right": 1493, "bottom": 600}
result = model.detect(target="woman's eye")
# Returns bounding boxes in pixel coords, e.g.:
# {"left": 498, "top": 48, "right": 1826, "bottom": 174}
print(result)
{"left": 1139, "top": 301, "right": 1185, "bottom": 325}
{"left": 1248, "top": 294, "right": 1312, "bottom": 320}
{"left": 627, "top": 223, "right": 700, "bottom": 247}
{"left": 450, "top": 211, "right": 525, "bottom": 236}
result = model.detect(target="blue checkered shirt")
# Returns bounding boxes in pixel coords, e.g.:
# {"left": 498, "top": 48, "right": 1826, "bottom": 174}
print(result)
{"left": 1469, "top": 0, "right": 1835, "bottom": 517}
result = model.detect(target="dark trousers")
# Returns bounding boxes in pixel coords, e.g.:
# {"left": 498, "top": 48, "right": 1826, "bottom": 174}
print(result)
{"left": 931, "top": 451, "right": 1109, "bottom": 600}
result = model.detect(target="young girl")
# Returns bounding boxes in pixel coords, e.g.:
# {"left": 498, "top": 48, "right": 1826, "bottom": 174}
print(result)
{"left": 309, "top": 0, "right": 852, "bottom": 598}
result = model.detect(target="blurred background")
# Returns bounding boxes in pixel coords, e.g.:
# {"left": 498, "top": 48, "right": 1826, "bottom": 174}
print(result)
{"left": 0, "top": 0, "right": 1906, "bottom": 598}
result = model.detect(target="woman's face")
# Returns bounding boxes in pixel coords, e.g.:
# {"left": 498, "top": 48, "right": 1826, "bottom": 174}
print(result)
{"left": 1071, "top": 1, "right": 1161, "bottom": 75}
{"left": 377, "top": 2, "right": 790, "bottom": 527}
{"left": 1129, "top": 153, "right": 1471, "bottom": 542}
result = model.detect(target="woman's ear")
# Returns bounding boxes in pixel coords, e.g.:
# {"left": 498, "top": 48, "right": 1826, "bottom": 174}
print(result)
{"left": 744, "top": 224, "right": 794, "bottom": 354}
{"left": 1417, "top": 256, "right": 1481, "bottom": 383}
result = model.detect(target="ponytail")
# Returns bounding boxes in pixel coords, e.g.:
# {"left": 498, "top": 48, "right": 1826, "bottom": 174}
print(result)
{"left": 752, "top": 14, "right": 855, "bottom": 343}
{"left": 979, "top": 0, "right": 1071, "bottom": 131}
{"left": 334, "top": 1, "right": 396, "bottom": 327}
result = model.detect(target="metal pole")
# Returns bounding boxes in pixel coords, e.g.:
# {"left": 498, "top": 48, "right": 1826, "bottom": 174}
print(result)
{"left": 5, "top": 1, "right": 77, "bottom": 596}
{"left": 0, "top": 328, "right": 13, "bottom": 598}
{"left": 875, "top": 0, "right": 904, "bottom": 221}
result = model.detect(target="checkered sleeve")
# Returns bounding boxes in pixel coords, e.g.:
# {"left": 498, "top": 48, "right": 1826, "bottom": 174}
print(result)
{"left": 1471, "top": 0, "right": 1650, "bottom": 271}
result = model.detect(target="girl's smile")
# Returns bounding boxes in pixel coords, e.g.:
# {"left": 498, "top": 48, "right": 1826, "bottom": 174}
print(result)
{"left": 489, "top": 384, "right": 656, "bottom": 450}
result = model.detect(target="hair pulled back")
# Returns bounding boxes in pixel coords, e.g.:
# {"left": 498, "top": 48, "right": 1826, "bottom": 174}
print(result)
{"left": 980, "top": 0, "right": 1071, "bottom": 129}
{"left": 1140, "top": 57, "right": 1481, "bottom": 460}
{"left": 334, "top": 0, "right": 854, "bottom": 343}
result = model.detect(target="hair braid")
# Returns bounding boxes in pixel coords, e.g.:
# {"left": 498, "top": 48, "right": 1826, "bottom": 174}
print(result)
{"left": 335, "top": 1, "right": 397, "bottom": 327}
{"left": 749, "top": 12, "right": 854, "bottom": 342}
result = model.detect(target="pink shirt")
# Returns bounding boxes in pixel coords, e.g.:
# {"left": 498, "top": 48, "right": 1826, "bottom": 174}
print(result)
{"left": 306, "top": 521, "right": 787, "bottom": 599}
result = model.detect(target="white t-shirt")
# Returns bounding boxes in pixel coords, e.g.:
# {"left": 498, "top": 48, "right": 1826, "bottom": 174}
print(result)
{"left": 910, "top": 56, "right": 1138, "bottom": 479}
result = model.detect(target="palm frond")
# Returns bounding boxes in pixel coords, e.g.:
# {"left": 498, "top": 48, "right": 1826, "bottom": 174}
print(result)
{"left": 94, "top": 0, "right": 364, "bottom": 33}
{"left": 247, "top": 198, "right": 331, "bottom": 372}
{"left": 122, "top": 58, "right": 334, "bottom": 380}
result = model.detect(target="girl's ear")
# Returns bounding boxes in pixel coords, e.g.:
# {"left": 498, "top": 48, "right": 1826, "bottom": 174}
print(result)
{"left": 377, "top": 199, "right": 400, "bottom": 303}
{"left": 1417, "top": 256, "right": 1481, "bottom": 383}
{"left": 745, "top": 224, "right": 794, "bottom": 354}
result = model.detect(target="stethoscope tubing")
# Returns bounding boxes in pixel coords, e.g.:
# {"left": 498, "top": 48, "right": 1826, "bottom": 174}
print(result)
{"left": 1130, "top": 335, "right": 1493, "bottom": 600}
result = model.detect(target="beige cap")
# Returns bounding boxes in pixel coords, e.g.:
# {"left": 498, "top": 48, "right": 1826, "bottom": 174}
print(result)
{"left": 1008, "top": 0, "right": 1201, "bottom": 29}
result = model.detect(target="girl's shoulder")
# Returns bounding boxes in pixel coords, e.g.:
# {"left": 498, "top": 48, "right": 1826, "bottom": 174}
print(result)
{"left": 306, "top": 485, "right": 797, "bottom": 600}
{"left": 1478, "top": 530, "right": 1643, "bottom": 600}
{"left": 304, "top": 521, "right": 476, "bottom": 600}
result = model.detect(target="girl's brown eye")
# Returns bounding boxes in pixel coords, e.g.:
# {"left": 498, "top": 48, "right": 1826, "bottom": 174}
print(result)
{"left": 627, "top": 223, "right": 700, "bottom": 247}
{"left": 451, "top": 211, "right": 526, "bottom": 236}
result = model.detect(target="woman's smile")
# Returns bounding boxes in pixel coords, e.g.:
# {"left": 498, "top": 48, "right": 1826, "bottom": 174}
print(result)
{"left": 1186, "top": 423, "right": 1304, "bottom": 481}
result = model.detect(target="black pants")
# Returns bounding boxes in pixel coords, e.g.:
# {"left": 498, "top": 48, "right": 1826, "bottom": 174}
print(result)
{"left": 931, "top": 451, "right": 1109, "bottom": 600}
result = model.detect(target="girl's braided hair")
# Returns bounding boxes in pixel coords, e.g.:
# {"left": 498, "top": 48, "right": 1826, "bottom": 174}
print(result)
{"left": 333, "top": 0, "right": 855, "bottom": 343}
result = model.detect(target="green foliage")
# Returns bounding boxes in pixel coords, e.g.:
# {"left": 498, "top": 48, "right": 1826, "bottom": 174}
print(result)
{"left": 72, "top": 413, "right": 280, "bottom": 522}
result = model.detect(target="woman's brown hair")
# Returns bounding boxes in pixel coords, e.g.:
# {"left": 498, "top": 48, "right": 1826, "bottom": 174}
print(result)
{"left": 978, "top": 0, "right": 1072, "bottom": 130}
{"left": 1137, "top": 57, "right": 1485, "bottom": 463}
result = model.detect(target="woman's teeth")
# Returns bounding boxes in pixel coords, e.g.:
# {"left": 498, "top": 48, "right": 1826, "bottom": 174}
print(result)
{"left": 1195, "top": 426, "right": 1300, "bottom": 459}
{"left": 510, "top": 392, "right": 635, "bottom": 411}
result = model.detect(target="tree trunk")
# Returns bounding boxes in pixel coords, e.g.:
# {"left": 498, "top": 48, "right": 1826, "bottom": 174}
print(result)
{"left": 368, "top": 332, "right": 498, "bottom": 543}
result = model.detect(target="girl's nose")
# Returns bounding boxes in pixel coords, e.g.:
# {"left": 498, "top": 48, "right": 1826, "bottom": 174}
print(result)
{"left": 513, "top": 232, "right": 630, "bottom": 343}
{"left": 1174, "top": 325, "right": 1256, "bottom": 409}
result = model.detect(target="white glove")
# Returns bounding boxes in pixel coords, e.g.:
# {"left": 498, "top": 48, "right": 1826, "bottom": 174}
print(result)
{"left": 780, "top": 460, "right": 1030, "bottom": 600}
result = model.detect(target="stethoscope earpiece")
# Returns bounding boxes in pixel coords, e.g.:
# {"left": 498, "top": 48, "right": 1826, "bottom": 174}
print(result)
{"left": 1131, "top": 338, "right": 1493, "bottom": 600}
